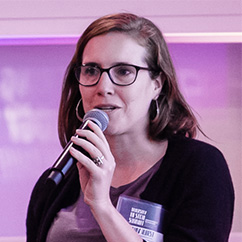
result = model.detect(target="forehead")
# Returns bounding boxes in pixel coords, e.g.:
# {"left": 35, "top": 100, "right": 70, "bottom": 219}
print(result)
{"left": 82, "top": 32, "right": 147, "bottom": 66}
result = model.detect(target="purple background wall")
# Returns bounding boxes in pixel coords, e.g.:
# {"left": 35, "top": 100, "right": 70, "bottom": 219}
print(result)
{"left": 0, "top": 43, "right": 241, "bottom": 236}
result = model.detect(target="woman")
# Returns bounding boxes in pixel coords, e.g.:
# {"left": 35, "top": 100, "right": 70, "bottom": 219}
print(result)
{"left": 26, "top": 13, "right": 234, "bottom": 242}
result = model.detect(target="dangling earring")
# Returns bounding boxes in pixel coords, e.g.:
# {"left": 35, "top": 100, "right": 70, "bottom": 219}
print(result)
{"left": 76, "top": 98, "right": 83, "bottom": 122}
{"left": 151, "top": 98, "right": 160, "bottom": 123}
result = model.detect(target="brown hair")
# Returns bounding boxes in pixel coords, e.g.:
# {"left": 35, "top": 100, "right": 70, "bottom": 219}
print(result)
{"left": 58, "top": 13, "right": 199, "bottom": 147}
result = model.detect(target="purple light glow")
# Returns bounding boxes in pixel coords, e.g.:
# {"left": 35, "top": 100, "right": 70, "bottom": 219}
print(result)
{"left": 0, "top": 43, "right": 241, "bottom": 236}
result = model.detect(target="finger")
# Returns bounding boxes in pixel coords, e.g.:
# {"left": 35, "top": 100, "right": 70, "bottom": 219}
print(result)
{"left": 70, "top": 146, "right": 102, "bottom": 169}
{"left": 74, "top": 126, "right": 110, "bottom": 160}
{"left": 76, "top": 161, "right": 89, "bottom": 187}
{"left": 77, "top": 121, "right": 110, "bottom": 148}
{"left": 71, "top": 136, "right": 104, "bottom": 162}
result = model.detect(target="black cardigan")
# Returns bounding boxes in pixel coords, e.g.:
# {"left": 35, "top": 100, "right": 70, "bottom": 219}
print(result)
{"left": 26, "top": 136, "right": 234, "bottom": 242}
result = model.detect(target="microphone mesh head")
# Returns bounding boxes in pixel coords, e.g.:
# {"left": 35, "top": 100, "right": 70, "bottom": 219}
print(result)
{"left": 83, "top": 109, "right": 109, "bottom": 131}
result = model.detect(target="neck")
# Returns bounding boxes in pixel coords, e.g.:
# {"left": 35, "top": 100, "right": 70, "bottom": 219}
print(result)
{"left": 106, "top": 133, "right": 168, "bottom": 187}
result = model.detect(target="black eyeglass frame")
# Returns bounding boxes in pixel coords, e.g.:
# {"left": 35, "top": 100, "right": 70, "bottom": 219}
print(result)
{"left": 74, "top": 63, "right": 153, "bottom": 87}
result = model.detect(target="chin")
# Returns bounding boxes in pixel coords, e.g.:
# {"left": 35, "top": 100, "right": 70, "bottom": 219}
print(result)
{"left": 104, "top": 126, "right": 122, "bottom": 137}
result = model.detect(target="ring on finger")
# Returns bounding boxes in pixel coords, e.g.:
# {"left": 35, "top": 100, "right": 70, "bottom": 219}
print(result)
{"left": 92, "top": 155, "right": 104, "bottom": 166}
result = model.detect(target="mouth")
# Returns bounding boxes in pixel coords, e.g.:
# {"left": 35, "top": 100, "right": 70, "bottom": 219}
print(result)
{"left": 95, "top": 105, "right": 119, "bottom": 112}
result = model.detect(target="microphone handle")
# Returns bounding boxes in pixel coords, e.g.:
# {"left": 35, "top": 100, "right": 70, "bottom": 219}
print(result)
{"left": 47, "top": 121, "right": 91, "bottom": 185}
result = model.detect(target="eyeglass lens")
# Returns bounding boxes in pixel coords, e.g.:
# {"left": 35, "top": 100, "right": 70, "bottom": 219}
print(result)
{"left": 75, "top": 65, "right": 138, "bottom": 86}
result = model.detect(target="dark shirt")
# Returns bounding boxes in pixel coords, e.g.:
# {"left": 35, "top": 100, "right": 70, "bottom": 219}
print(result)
{"left": 26, "top": 136, "right": 234, "bottom": 242}
{"left": 46, "top": 159, "right": 162, "bottom": 242}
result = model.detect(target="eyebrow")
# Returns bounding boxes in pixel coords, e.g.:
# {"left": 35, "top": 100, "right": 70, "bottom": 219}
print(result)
{"left": 82, "top": 61, "right": 138, "bottom": 68}
{"left": 82, "top": 62, "right": 99, "bottom": 67}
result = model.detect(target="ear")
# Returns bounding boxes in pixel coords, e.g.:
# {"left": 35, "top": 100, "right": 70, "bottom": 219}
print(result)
{"left": 152, "top": 76, "right": 162, "bottom": 99}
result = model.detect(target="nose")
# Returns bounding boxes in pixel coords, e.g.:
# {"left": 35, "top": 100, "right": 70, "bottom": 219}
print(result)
{"left": 96, "top": 71, "right": 115, "bottom": 95}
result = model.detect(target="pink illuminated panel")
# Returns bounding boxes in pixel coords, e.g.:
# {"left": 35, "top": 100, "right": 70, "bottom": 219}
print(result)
{"left": 0, "top": 45, "right": 75, "bottom": 235}
{"left": 0, "top": 42, "right": 241, "bottom": 236}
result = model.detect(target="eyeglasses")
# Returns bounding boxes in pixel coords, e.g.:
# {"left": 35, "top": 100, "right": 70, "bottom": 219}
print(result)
{"left": 74, "top": 63, "right": 152, "bottom": 87}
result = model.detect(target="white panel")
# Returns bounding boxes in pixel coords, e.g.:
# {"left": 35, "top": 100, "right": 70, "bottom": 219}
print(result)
{"left": 0, "top": 0, "right": 241, "bottom": 38}
{"left": 0, "top": 15, "right": 241, "bottom": 35}
{"left": 0, "top": 0, "right": 241, "bottom": 18}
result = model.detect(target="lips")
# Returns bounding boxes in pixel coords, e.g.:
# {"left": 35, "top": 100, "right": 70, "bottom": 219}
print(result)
{"left": 95, "top": 105, "right": 119, "bottom": 112}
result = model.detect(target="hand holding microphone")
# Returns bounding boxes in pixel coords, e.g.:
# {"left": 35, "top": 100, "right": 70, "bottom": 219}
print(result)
{"left": 47, "top": 109, "right": 109, "bottom": 186}
{"left": 69, "top": 111, "right": 116, "bottom": 209}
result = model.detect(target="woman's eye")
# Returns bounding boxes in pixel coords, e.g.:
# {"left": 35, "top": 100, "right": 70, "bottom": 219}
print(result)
{"left": 115, "top": 66, "right": 133, "bottom": 76}
{"left": 84, "top": 67, "right": 99, "bottom": 76}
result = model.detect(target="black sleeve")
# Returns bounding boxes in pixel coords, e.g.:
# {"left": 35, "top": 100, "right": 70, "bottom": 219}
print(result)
{"left": 26, "top": 166, "right": 80, "bottom": 242}
{"left": 26, "top": 169, "right": 52, "bottom": 242}
{"left": 164, "top": 144, "right": 234, "bottom": 242}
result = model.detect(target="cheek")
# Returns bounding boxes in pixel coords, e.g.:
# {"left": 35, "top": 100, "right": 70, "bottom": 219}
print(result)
{"left": 132, "top": 83, "right": 153, "bottom": 103}
{"left": 121, "top": 89, "right": 137, "bottom": 107}
{"left": 127, "top": 91, "right": 151, "bottom": 115}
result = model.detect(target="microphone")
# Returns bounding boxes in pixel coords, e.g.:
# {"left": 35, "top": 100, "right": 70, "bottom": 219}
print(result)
{"left": 47, "top": 109, "right": 109, "bottom": 186}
